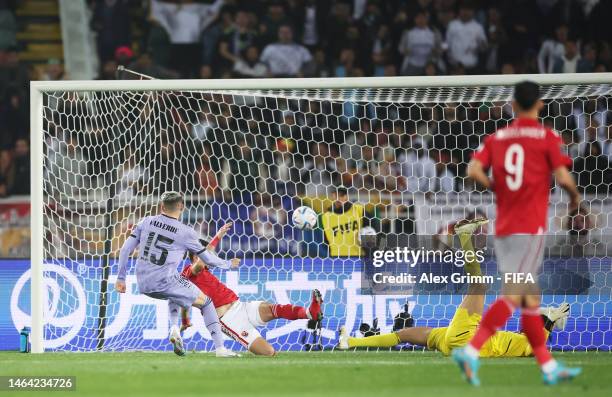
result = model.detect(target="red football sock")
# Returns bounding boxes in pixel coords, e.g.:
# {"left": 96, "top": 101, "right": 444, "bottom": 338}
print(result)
{"left": 469, "top": 297, "right": 515, "bottom": 351}
{"left": 521, "top": 308, "right": 553, "bottom": 366}
{"left": 270, "top": 304, "right": 307, "bottom": 320}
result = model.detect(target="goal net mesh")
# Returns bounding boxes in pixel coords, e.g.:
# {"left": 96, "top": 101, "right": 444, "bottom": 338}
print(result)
{"left": 35, "top": 82, "right": 612, "bottom": 352}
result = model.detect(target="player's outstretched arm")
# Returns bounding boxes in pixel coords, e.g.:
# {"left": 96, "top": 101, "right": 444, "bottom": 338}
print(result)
{"left": 185, "top": 228, "right": 239, "bottom": 270}
{"left": 198, "top": 249, "right": 240, "bottom": 269}
{"left": 553, "top": 166, "right": 581, "bottom": 211}
{"left": 467, "top": 159, "right": 491, "bottom": 189}
{"left": 115, "top": 235, "right": 140, "bottom": 293}
{"left": 206, "top": 222, "right": 233, "bottom": 252}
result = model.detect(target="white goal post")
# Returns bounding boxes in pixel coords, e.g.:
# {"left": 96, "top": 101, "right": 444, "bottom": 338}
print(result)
{"left": 30, "top": 73, "right": 612, "bottom": 353}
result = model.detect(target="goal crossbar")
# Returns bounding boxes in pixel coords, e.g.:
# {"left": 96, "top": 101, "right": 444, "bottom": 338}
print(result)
{"left": 30, "top": 73, "right": 612, "bottom": 92}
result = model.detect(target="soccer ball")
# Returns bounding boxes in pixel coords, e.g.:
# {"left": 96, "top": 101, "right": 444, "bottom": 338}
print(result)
{"left": 292, "top": 206, "right": 318, "bottom": 230}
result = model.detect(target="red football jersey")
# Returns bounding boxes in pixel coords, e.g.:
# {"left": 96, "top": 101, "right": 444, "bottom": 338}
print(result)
{"left": 181, "top": 265, "right": 238, "bottom": 308}
{"left": 472, "top": 118, "right": 572, "bottom": 236}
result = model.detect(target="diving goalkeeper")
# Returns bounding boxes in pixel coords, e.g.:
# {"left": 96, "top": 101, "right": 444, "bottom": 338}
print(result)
{"left": 338, "top": 218, "right": 569, "bottom": 357}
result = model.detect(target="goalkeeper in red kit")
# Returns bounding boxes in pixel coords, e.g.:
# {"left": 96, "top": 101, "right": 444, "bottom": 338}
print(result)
{"left": 453, "top": 81, "right": 582, "bottom": 386}
{"left": 179, "top": 223, "right": 323, "bottom": 356}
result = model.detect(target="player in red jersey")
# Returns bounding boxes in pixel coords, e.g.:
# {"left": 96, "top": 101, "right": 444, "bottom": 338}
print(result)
{"left": 452, "top": 81, "right": 582, "bottom": 386}
{"left": 179, "top": 223, "right": 323, "bottom": 356}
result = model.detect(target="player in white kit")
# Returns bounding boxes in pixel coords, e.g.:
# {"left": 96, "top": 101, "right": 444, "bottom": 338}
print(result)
{"left": 115, "top": 191, "right": 240, "bottom": 357}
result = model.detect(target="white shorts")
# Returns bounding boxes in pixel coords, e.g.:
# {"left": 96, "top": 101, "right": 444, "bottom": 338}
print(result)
{"left": 494, "top": 234, "right": 545, "bottom": 274}
{"left": 219, "top": 300, "right": 265, "bottom": 348}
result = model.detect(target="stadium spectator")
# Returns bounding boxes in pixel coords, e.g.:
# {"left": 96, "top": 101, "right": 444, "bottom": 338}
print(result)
{"left": 99, "top": 60, "right": 118, "bottom": 80}
{"left": 0, "top": 148, "right": 13, "bottom": 193}
{"left": 0, "top": 2, "right": 16, "bottom": 50}
{"left": 264, "top": 138, "right": 300, "bottom": 196}
{"left": 573, "top": 142, "right": 612, "bottom": 194}
{"left": 402, "top": 144, "right": 436, "bottom": 194}
{"left": 300, "top": 0, "right": 325, "bottom": 49}
{"left": 233, "top": 45, "right": 268, "bottom": 78}
{"left": 445, "top": 2, "right": 487, "bottom": 73}
{"left": 424, "top": 62, "right": 438, "bottom": 76}
{"left": 0, "top": 47, "right": 28, "bottom": 92}
{"left": 553, "top": 40, "right": 581, "bottom": 73}
{"left": 199, "top": 64, "right": 213, "bottom": 79}
{"left": 325, "top": 2, "right": 353, "bottom": 61}
{"left": 117, "top": 149, "right": 147, "bottom": 201}
{"left": 335, "top": 48, "right": 357, "bottom": 78}
{"left": 311, "top": 48, "right": 331, "bottom": 77}
{"left": 432, "top": 151, "right": 455, "bottom": 194}
{"left": 398, "top": 11, "right": 442, "bottom": 75}
{"left": 340, "top": 124, "right": 369, "bottom": 170}
{"left": 91, "top": 0, "right": 131, "bottom": 63}
{"left": 374, "top": 146, "right": 402, "bottom": 193}
{"left": 603, "top": 126, "right": 612, "bottom": 162}
{"left": 146, "top": 18, "right": 172, "bottom": 68}
{"left": 191, "top": 111, "right": 216, "bottom": 142}
{"left": 371, "top": 24, "right": 393, "bottom": 76}
{"left": 260, "top": 25, "right": 312, "bottom": 77}
{"left": 197, "top": 150, "right": 219, "bottom": 199}
{"left": 10, "top": 138, "right": 28, "bottom": 195}
{"left": 538, "top": 24, "right": 569, "bottom": 73}
{"left": 0, "top": 85, "right": 27, "bottom": 146}
{"left": 259, "top": 2, "right": 288, "bottom": 45}
{"left": 218, "top": 10, "right": 258, "bottom": 71}
{"left": 577, "top": 43, "right": 597, "bottom": 73}
{"left": 150, "top": 0, "right": 224, "bottom": 77}
{"left": 500, "top": 63, "right": 515, "bottom": 74}
{"left": 249, "top": 193, "right": 289, "bottom": 254}
{"left": 0, "top": 175, "right": 7, "bottom": 197}
{"left": 40, "top": 59, "right": 66, "bottom": 81}
{"left": 219, "top": 137, "right": 261, "bottom": 201}
{"left": 562, "top": 130, "right": 580, "bottom": 159}
{"left": 484, "top": 7, "right": 508, "bottom": 74}
{"left": 555, "top": 205, "right": 605, "bottom": 257}
{"left": 114, "top": 45, "right": 133, "bottom": 67}
{"left": 130, "top": 52, "right": 179, "bottom": 79}
{"left": 301, "top": 142, "right": 340, "bottom": 197}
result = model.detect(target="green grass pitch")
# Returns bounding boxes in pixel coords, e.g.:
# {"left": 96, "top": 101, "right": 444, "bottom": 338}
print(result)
{"left": 1, "top": 351, "right": 610, "bottom": 397}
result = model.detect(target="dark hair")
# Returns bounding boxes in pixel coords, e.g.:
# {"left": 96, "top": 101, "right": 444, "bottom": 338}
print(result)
{"left": 513, "top": 80, "right": 540, "bottom": 111}
{"left": 160, "top": 191, "right": 184, "bottom": 211}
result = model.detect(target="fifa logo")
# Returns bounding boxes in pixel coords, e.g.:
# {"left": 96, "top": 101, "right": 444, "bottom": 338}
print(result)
{"left": 331, "top": 220, "right": 359, "bottom": 236}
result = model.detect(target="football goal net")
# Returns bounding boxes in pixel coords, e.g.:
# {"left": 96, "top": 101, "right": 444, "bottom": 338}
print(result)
{"left": 29, "top": 74, "right": 612, "bottom": 352}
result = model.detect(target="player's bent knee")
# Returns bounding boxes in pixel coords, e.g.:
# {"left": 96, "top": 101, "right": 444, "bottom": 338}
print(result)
{"left": 257, "top": 302, "right": 274, "bottom": 323}
{"left": 249, "top": 338, "right": 275, "bottom": 356}
{"left": 260, "top": 345, "right": 276, "bottom": 357}
{"left": 192, "top": 293, "right": 207, "bottom": 308}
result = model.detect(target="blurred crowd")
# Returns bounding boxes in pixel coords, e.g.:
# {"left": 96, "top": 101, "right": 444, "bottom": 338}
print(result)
{"left": 1, "top": 0, "right": 612, "bottom": 202}
{"left": 94, "top": 0, "right": 612, "bottom": 79}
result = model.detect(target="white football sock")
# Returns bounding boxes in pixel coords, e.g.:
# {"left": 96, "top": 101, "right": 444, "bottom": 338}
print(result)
{"left": 200, "top": 299, "right": 225, "bottom": 350}
{"left": 541, "top": 359, "right": 559, "bottom": 374}
{"left": 168, "top": 302, "right": 180, "bottom": 330}
{"left": 464, "top": 344, "right": 480, "bottom": 359}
